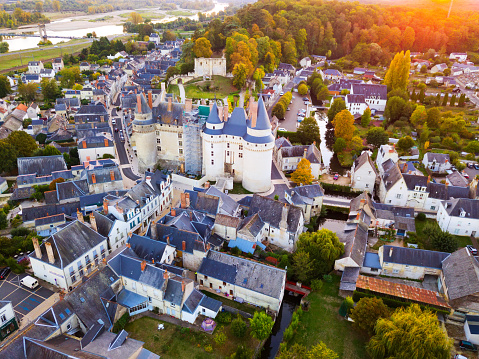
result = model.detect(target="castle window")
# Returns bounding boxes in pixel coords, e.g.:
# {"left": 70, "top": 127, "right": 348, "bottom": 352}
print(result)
{"left": 239, "top": 153, "right": 243, "bottom": 158}
{"left": 157, "top": 138, "right": 161, "bottom": 143}
{"left": 227, "top": 143, "right": 230, "bottom": 148}
{"left": 178, "top": 133, "right": 182, "bottom": 138}
{"left": 179, "top": 149, "right": 183, "bottom": 154}
{"left": 213, "top": 126, "right": 215, "bottom": 129}
{"left": 211, "top": 143, "right": 213, "bottom": 149}
{"left": 157, "top": 146, "right": 161, "bottom": 151}
{"left": 227, "top": 151, "right": 230, "bottom": 156}
{"left": 239, "top": 145, "right": 243, "bottom": 150}
{"left": 179, "top": 141, "right": 182, "bottom": 146}
{"left": 211, "top": 151, "right": 214, "bottom": 156}
{"left": 211, "top": 160, "right": 214, "bottom": 165}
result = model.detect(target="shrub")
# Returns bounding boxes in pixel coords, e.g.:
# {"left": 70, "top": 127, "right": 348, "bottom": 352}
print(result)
{"left": 323, "top": 274, "right": 332, "bottom": 282}
{"left": 214, "top": 330, "right": 227, "bottom": 346}
{"left": 204, "top": 345, "right": 213, "bottom": 352}
{"left": 311, "top": 279, "right": 323, "bottom": 291}
{"left": 112, "top": 312, "right": 130, "bottom": 333}
{"left": 231, "top": 316, "right": 247, "bottom": 338}
{"left": 416, "top": 213, "right": 426, "bottom": 221}
{"left": 283, "top": 325, "right": 294, "bottom": 342}
{"left": 216, "top": 311, "right": 232, "bottom": 324}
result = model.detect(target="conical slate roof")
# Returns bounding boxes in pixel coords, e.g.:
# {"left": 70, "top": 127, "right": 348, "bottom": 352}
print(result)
{"left": 206, "top": 102, "right": 221, "bottom": 125}
{"left": 135, "top": 93, "right": 152, "bottom": 114}
{"left": 223, "top": 107, "right": 247, "bottom": 136}
{"left": 250, "top": 96, "right": 270, "bottom": 130}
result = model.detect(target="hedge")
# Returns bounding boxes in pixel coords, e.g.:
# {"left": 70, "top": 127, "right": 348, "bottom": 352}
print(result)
{"left": 276, "top": 132, "right": 301, "bottom": 143}
{"left": 320, "top": 182, "right": 362, "bottom": 195}
{"left": 112, "top": 312, "right": 130, "bottom": 333}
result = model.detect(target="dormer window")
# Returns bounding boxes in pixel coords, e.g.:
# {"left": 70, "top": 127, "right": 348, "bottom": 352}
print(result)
{"left": 460, "top": 209, "right": 466, "bottom": 217}
{"left": 421, "top": 187, "right": 426, "bottom": 191}
{"left": 415, "top": 186, "right": 420, "bottom": 191}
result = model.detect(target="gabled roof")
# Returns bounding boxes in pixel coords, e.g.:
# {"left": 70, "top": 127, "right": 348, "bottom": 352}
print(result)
{"left": 17, "top": 155, "right": 67, "bottom": 176}
{"left": 441, "top": 248, "right": 479, "bottom": 301}
{"left": 382, "top": 245, "right": 449, "bottom": 269}
{"left": 353, "top": 152, "right": 377, "bottom": 175}
{"left": 128, "top": 234, "right": 168, "bottom": 263}
{"left": 249, "top": 194, "right": 303, "bottom": 233}
{"left": 204, "top": 186, "right": 239, "bottom": 216}
{"left": 402, "top": 174, "right": 428, "bottom": 190}
{"left": 424, "top": 152, "right": 450, "bottom": 164}
{"left": 352, "top": 83, "right": 387, "bottom": 100}
{"left": 443, "top": 198, "right": 479, "bottom": 219}
{"left": 381, "top": 160, "right": 403, "bottom": 191}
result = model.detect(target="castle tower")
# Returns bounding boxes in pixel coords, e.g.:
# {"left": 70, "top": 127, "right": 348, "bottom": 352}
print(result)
{"left": 131, "top": 93, "right": 156, "bottom": 173}
{"left": 242, "top": 96, "right": 274, "bottom": 193}
{"left": 202, "top": 102, "right": 225, "bottom": 180}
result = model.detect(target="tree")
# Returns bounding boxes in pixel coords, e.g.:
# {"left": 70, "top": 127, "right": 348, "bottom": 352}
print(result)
{"left": 272, "top": 102, "right": 286, "bottom": 120}
{"left": 36, "top": 133, "right": 47, "bottom": 145}
{"left": 441, "top": 93, "right": 449, "bottom": 106}
{"left": 449, "top": 94, "right": 456, "bottom": 107}
{"left": 130, "top": 12, "right": 143, "bottom": 25}
{"left": 361, "top": 108, "right": 371, "bottom": 127}
{"left": 41, "top": 78, "right": 60, "bottom": 102}
{"left": 332, "top": 109, "right": 355, "bottom": 142}
{"left": 162, "top": 30, "right": 177, "bottom": 42}
{"left": 396, "top": 136, "right": 415, "bottom": 152}
{"left": 384, "top": 51, "right": 411, "bottom": 91}
{"left": 35, "top": 1, "right": 43, "bottom": 12}
{"left": 249, "top": 312, "right": 274, "bottom": 341}
{"left": 295, "top": 229, "right": 344, "bottom": 278}
{"left": 49, "top": 177, "right": 65, "bottom": 191}
{"left": 231, "top": 315, "right": 247, "bottom": 338}
{"left": 458, "top": 93, "right": 466, "bottom": 107}
{"left": 232, "top": 63, "right": 248, "bottom": 89}
{"left": 350, "top": 297, "right": 390, "bottom": 335}
{"left": 291, "top": 250, "right": 313, "bottom": 283}
{"left": 193, "top": 37, "right": 212, "bottom": 58}
{"left": 291, "top": 158, "right": 314, "bottom": 185}
{"left": 327, "top": 98, "right": 346, "bottom": 122}
{"left": 0, "top": 75, "right": 12, "bottom": 98}
{"left": 0, "top": 140, "right": 18, "bottom": 174}
{"left": 384, "top": 96, "right": 407, "bottom": 124}
{"left": 278, "top": 342, "right": 338, "bottom": 359}
{"left": 52, "top": 0, "right": 60, "bottom": 11}
{"left": 366, "top": 127, "right": 388, "bottom": 148}
{"left": 420, "top": 65, "right": 427, "bottom": 73}
{"left": 423, "top": 223, "right": 458, "bottom": 252}
{"left": 296, "top": 117, "right": 320, "bottom": 144}
{"left": 18, "top": 83, "right": 38, "bottom": 102}
{"left": 426, "top": 107, "right": 441, "bottom": 128}
{"left": 298, "top": 83, "right": 308, "bottom": 96}
{"left": 409, "top": 105, "right": 427, "bottom": 127}
{"left": 6, "top": 131, "right": 37, "bottom": 157}
{"left": 0, "top": 42, "right": 8, "bottom": 53}
{"left": 253, "top": 67, "right": 265, "bottom": 91}
{"left": 333, "top": 137, "right": 346, "bottom": 153}
{"left": 42, "top": 145, "right": 61, "bottom": 156}
{"left": 367, "top": 304, "right": 452, "bottom": 359}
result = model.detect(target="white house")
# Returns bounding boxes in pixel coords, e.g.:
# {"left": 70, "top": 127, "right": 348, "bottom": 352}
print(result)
{"left": 376, "top": 144, "right": 398, "bottom": 170}
{"left": 29, "top": 220, "right": 109, "bottom": 291}
{"left": 52, "top": 58, "right": 64, "bottom": 72}
{"left": 422, "top": 152, "right": 451, "bottom": 174}
{"left": 284, "top": 184, "right": 324, "bottom": 223}
{"left": 299, "top": 57, "right": 311, "bottom": 68}
{"left": 430, "top": 63, "right": 448, "bottom": 74}
{"left": 351, "top": 83, "right": 387, "bottom": 112}
{"left": 450, "top": 52, "right": 468, "bottom": 62}
{"left": 77, "top": 135, "right": 115, "bottom": 163}
{"left": 351, "top": 151, "right": 378, "bottom": 193}
{"left": 79, "top": 62, "right": 90, "bottom": 72}
{"left": 437, "top": 198, "right": 479, "bottom": 237}
{"left": 90, "top": 211, "right": 129, "bottom": 251}
{"left": 0, "top": 301, "right": 18, "bottom": 342}
{"left": 197, "top": 251, "right": 286, "bottom": 313}
{"left": 465, "top": 315, "right": 479, "bottom": 345}
{"left": 345, "top": 94, "right": 368, "bottom": 116}
{"left": 378, "top": 160, "right": 408, "bottom": 206}
{"left": 274, "top": 138, "right": 322, "bottom": 178}
{"left": 28, "top": 61, "right": 44, "bottom": 74}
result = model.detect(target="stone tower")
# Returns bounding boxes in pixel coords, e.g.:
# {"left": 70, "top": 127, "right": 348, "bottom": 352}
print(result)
{"left": 131, "top": 93, "right": 156, "bottom": 173}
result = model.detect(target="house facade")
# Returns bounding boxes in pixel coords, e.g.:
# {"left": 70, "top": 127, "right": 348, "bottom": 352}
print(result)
{"left": 437, "top": 198, "right": 479, "bottom": 237}
{"left": 351, "top": 152, "right": 378, "bottom": 193}
{"left": 0, "top": 301, "right": 18, "bottom": 342}
{"left": 422, "top": 152, "right": 451, "bottom": 174}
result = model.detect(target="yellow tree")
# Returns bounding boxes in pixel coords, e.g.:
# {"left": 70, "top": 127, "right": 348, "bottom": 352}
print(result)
{"left": 332, "top": 109, "right": 355, "bottom": 142}
{"left": 193, "top": 37, "right": 212, "bottom": 58}
{"left": 129, "top": 12, "right": 143, "bottom": 25}
{"left": 291, "top": 158, "right": 314, "bottom": 185}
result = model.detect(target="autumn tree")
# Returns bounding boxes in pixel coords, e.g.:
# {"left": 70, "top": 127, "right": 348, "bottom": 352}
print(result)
{"left": 278, "top": 342, "right": 338, "bottom": 359}
{"left": 426, "top": 107, "right": 441, "bottom": 128}
{"left": 367, "top": 304, "right": 452, "bottom": 359}
{"left": 350, "top": 297, "right": 390, "bottom": 335}
{"left": 272, "top": 102, "right": 286, "bottom": 119}
{"left": 332, "top": 109, "right": 355, "bottom": 142}
{"left": 366, "top": 127, "right": 388, "bottom": 148}
{"left": 129, "top": 12, "right": 143, "bottom": 25}
{"left": 298, "top": 83, "right": 308, "bottom": 96}
{"left": 18, "top": 83, "right": 38, "bottom": 102}
{"left": 384, "top": 50, "right": 411, "bottom": 91}
{"left": 458, "top": 93, "right": 466, "bottom": 107}
{"left": 6, "top": 130, "right": 37, "bottom": 157}
{"left": 291, "top": 158, "right": 314, "bottom": 185}
{"left": 397, "top": 136, "right": 415, "bottom": 152}
{"left": 253, "top": 67, "right": 265, "bottom": 91}
{"left": 294, "top": 229, "right": 344, "bottom": 278}
{"left": 297, "top": 116, "right": 320, "bottom": 145}
{"left": 49, "top": 177, "right": 65, "bottom": 191}
{"left": 232, "top": 63, "right": 248, "bottom": 89}
{"left": 361, "top": 108, "right": 371, "bottom": 127}
{"left": 249, "top": 312, "right": 273, "bottom": 341}
{"left": 52, "top": 0, "right": 60, "bottom": 11}
{"left": 193, "top": 37, "right": 212, "bottom": 58}
{"left": 442, "top": 93, "right": 449, "bottom": 106}
{"left": 327, "top": 98, "right": 346, "bottom": 122}
{"left": 410, "top": 105, "right": 427, "bottom": 127}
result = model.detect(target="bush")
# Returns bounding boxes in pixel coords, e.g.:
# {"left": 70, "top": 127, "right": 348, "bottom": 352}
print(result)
{"left": 216, "top": 311, "right": 232, "bottom": 324}
{"left": 311, "top": 279, "right": 323, "bottom": 291}
{"left": 416, "top": 213, "right": 426, "bottom": 221}
{"left": 283, "top": 325, "right": 294, "bottom": 342}
{"left": 214, "top": 330, "right": 227, "bottom": 346}
{"left": 112, "top": 312, "right": 130, "bottom": 333}
{"left": 323, "top": 274, "right": 332, "bottom": 283}
{"left": 231, "top": 316, "right": 247, "bottom": 338}
{"left": 204, "top": 345, "right": 213, "bottom": 352}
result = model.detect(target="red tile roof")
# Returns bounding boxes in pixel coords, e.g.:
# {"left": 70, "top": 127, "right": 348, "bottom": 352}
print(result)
{"left": 356, "top": 275, "right": 450, "bottom": 309}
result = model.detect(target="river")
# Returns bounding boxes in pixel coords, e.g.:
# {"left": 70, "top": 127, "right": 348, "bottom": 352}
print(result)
{"left": 4, "top": 1, "right": 229, "bottom": 52}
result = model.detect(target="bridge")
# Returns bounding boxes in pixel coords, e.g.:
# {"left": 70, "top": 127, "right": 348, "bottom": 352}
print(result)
{"left": 285, "top": 281, "right": 311, "bottom": 296}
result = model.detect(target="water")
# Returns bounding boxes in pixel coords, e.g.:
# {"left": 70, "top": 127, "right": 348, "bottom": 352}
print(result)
{"left": 316, "top": 112, "right": 333, "bottom": 167}
{"left": 260, "top": 293, "right": 300, "bottom": 359}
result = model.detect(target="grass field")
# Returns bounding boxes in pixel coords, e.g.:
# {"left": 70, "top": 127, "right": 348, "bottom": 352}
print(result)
{"left": 290, "top": 275, "right": 369, "bottom": 359}
{"left": 124, "top": 315, "right": 259, "bottom": 359}
{"left": 88, "top": 16, "right": 114, "bottom": 22}
{"left": 184, "top": 76, "right": 238, "bottom": 99}
{"left": 166, "top": 10, "right": 194, "bottom": 16}
{"left": 118, "top": 11, "right": 165, "bottom": 20}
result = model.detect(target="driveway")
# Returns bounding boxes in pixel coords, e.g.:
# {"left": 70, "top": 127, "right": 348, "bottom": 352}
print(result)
{"left": 278, "top": 93, "right": 310, "bottom": 132}
{"left": 0, "top": 272, "right": 55, "bottom": 320}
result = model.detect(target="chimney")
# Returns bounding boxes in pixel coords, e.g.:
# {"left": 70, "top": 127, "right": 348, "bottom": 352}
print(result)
{"left": 141, "top": 260, "right": 147, "bottom": 272}
{"left": 100, "top": 115, "right": 104, "bottom": 122}
{"left": 206, "top": 243, "right": 211, "bottom": 251}
{"left": 181, "top": 280, "right": 185, "bottom": 292}
{"left": 280, "top": 203, "right": 288, "bottom": 229}
{"left": 128, "top": 231, "right": 132, "bottom": 238}
{"left": 389, "top": 248, "right": 393, "bottom": 257}
{"left": 126, "top": 243, "right": 131, "bottom": 248}
{"left": 45, "top": 242, "right": 55, "bottom": 264}
{"left": 152, "top": 258, "right": 154, "bottom": 264}
{"left": 166, "top": 236, "right": 170, "bottom": 245}
{"left": 250, "top": 101, "right": 257, "bottom": 127}
{"left": 303, "top": 148, "right": 307, "bottom": 158}
{"left": 104, "top": 138, "right": 109, "bottom": 147}
{"left": 402, "top": 163, "right": 407, "bottom": 172}
{"left": 446, "top": 181, "right": 449, "bottom": 187}
{"left": 137, "top": 94, "right": 141, "bottom": 113}
{"left": 110, "top": 170, "right": 115, "bottom": 181}
{"left": 148, "top": 90, "right": 152, "bottom": 109}
{"left": 82, "top": 141, "right": 87, "bottom": 149}
{"left": 151, "top": 220, "right": 157, "bottom": 239}
{"left": 32, "top": 237, "right": 41, "bottom": 259}
{"left": 180, "top": 193, "right": 186, "bottom": 208}
{"left": 167, "top": 97, "right": 172, "bottom": 112}
{"left": 77, "top": 209, "right": 84, "bottom": 223}
{"left": 445, "top": 158, "right": 449, "bottom": 163}
{"left": 163, "top": 269, "right": 168, "bottom": 280}
{"left": 218, "top": 106, "right": 223, "bottom": 120}
{"left": 185, "top": 98, "right": 192, "bottom": 112}
{"left": 185, "top": 193, "right": 190, "bottom": 208}
{"left": 427, "top": 175, "right": 431, "bottom": 184}
{"left": 134, "top": 88, "right": 137, "bottom": 94}
{"left": 356, "top": 212, "right": 360, "bottom": 220}
{"left": 223, "top": 105, "right": 228, "bottom": 122}
{"left": 171, "top": 209, "right": 176, "bottom": 216}
{"left": 103, "top": 198, "right": 109, "bottom": 214}
{"left": 91, "top": 173, "right": 96, "bottom": 184}
{"left": 360, "top": 198, "right": 366, "bottom": 205}
{"left": 205, "top": 181, "right": 210, "bottom": 189}
{"left": 89, "top": 212, "right": 97, "bottom": 232}
{"left": 182, "top": 240, "right": 186, "bottom": 251}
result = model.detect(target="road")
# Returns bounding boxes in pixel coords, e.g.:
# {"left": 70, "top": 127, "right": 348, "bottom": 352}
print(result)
{"left": 267, "top": 78, "right": 294, "bottom": 118}
{"left": 455, "top": 77, "right": 479, "bottom": 107}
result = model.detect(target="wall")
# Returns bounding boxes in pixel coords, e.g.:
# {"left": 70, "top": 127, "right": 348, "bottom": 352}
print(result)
{"left": 214, "top": 224, "right": 237, "bottom": 240}
{"left": 171, "top": 173, "right": 208, "bottom": 188}
{"left": 156, "top": 124, "right": 184, "bottom": 163}
{"left": 351, "top": 164, "right": 376, "bottom": 193}
{"left": 194, "top": 58, "right": 227, "bottom": 77}
{"left": 30, "top": 257, "right": 68, "bottom": 290}
{"left": 182, "top": 250, "right": 206, "bottom": 272}
{"left": 243, "top": 140, "right": 274, "bottom": 193}
{"left": 78, "top": 146, "right": 115, "bottom": 163}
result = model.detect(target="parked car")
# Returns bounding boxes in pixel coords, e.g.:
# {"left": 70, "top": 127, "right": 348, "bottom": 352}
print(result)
{"left": 474, "top": 164, "right": 479, "bottom": 170}
{"left": 333, "top": 174, "right": 339, "bottom": 180}
{"left": 287, "top": 107, "right": 291, "bottom": 111}
{"left": 302, "top": 97, "right": 308, "bottom": 101}
{"left": 468, "top": 163, "right": 474, "bottom": 168}
{"left": 455, "top": 355, "right": 468, "bottom": 359}
{"left": 280, "top": 92, "right": 284, "bottom": 96}
{"left": 460, "top": 340, "right": 478, "bottom": 352}
{"left": 112, "top": 119, "right": 116, "bottom": 125}
{"left": 467, "top": 245, "right": 478, "bottom": 256}
{"left": 452, "top": 88, "right": 461, "bottom": 93}
{"left": 0, "top": 267, "right": 11, "bottom": 280}
{"left": 114, "top": 127, "right": 118, "bottom": 132}
{"left": 278, "top": 127, "right": 287, "bottom": 132}
{"left": 463, "top": 172, "right": 470, "bottom": 179}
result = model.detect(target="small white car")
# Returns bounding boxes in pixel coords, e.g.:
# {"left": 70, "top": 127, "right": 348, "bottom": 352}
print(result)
{"left": 278, "top": 127, "right": 287, "bottom": 132}
{"left": 20, "top": 275, "right": 39, "bottom": 289}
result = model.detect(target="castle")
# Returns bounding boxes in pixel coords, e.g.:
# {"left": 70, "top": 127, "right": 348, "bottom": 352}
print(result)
{"left": 131, "top": 93, "right": 274, "bottom": 193}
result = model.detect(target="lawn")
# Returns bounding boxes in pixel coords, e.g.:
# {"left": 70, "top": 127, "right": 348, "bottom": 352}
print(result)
{"left": 201, "top": 290, "right": 259, "bottom": 315}
{"left": 118, "top": 11, "right": 165, "bottom": 20}
{"left": 228, "top": 182, "right": 253, "bottom": 195}
{"left": 415, "top": 218, "right": 472, "bottom": 248}
{"left": 166, "top": 10, "right": 194, "bottom": 16}
{"left": 124, "top": 315, "right": 259, "bottom": 359}
{"left": 290, "top": 275, "right": 369, "bottom": 359}
{"left": 183, "top": 76, "right": 239, "bottom": 100}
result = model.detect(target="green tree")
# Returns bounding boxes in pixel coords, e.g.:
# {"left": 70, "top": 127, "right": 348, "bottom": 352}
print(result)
{"left": 0, "top": 42, "right": 9, "bottom": 53}
{"left": 441, "top": 93, "right": 449, "bottom": 106}
{"left": 333, "top": 137, "right": 346, "bottom": 153}
{"left": 278, "top": 342, "right": 338, "bottom": 359}
{"left": 367, "top": 304, "right": 452, "bottom": 359}
{"left": 272, "top": 102, "right": 286, "bottom": 120}
{"left": 18, "top": 83, "right": 38, "bottom": 101}
{"left": 0, "top": 140, "right": 18, "bottom": 174}
{"left": 384, "top": 51, "right": 411, "bottom": 91}
{"left": 295, "top": 229, "right": 344, "bottom": 277}
{"left": 0, "top": 209, "right": 7, "bottom": 229}
{"left": 291, "top": 158, "right": 314, "bottom": 185}
{"left": 332, "top": 109, "right": 355, "bottom": 142}
{"left": 6, "top": 131, "right": 37, "bottom": 157}
{"left": 426, "top": 107, "right": 441, "bottom": 128}
{"left": 253, "top": 67, "right": 265, "bottom": 91}
{"left": 409, "top": 105, "right": 427, "bottom": 127}
{"left": 36, "top": 133, "right": 47, "bottom": 145}
{"left": 384, "top": 96, "right": 407, "bottom": 124}
{"left": 232, "top": 63, "right": 248, "bottom": 89}
{"left": 193, "top": 37, "right": 212, "bottom": 58}
{"left": 458, "top": 93, "right": 466, "bottom": 107}
{"left": 0, "top": 76, "right": 11, "bottom": 98}
{"left": 298, "top": 83, "right": 308, "bottom": 96}
{"left": 291, "top": 251, "right": 313, "bottom": 283}
{"left": 350, "top": 297, "right": 390, "bottom": 335}
{"left": 366, "top": 127, "right": 388, "bottom": 148}
{"left": 231, "top": 315, "right": 247, "bottom": 338}
{"left": 249, "top": 312, "right": 274, "bottom": 341}
{"left": 361, "top": 108, "right": 371, "bottom": 127}
{"left": 41, "top": 78, "right": 60, "bottom": 102}
{"left": 327, "top": 98, "right": 346, "bottom": 122}
{"left": 42, "top": 145, "right": 61, "bottom": 156}
{"left": 423, "top": 223, "right": 458, "bottom": 252}
{"left": 449, "top": 94, "right": 456, "bottom": 107}
{"left": 297, "top": 117, "right": 320, "bottom": 145}
{"left": 396, "top": 136, "right": 415, "bottom": 152}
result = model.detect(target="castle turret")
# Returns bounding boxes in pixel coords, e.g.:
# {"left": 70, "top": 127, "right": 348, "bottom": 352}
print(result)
{"left": 242, "top": 96, "right": 274, "bottom": 193}
{"left": 131, "top": 93, "right": 156, "bottom": 173}
{"left": 202, "top": 102, "right": 226, "bottom": 180}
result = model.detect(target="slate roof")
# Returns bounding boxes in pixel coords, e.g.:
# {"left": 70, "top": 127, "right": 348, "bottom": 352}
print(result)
{"left": 382, "top": 245, "right": 449, "bottom": 269}
{"left": 198, "top": 251, "right": 286, "bottom": 299}
{"left": 446, "top": 171, "right": 469, "bottom": 187}
{"left": 154, "top": 224, "right": 206, "bottom": 254}
{"left": 128, "top": 234, "right": 168, "bottom": 262}
{"left": 285, "top": 184, "right": 324, "bottom": 201}
{"left": 442, "top": 248, "right": 479, "bottom": 300}
{"left": 183, "top": 289, "right": 204, "bottom": 314}
{"left": 83, "top": 166, "right": 122, "bottom": 185}
{"left": 353, "top": 152, "right": 377, "bottom": 175}
{"left": 381, "top": 160, "right": 403, "bottom": 191}
{"left": 238, "top": 213, "right": 265, "bottom": 237}
{"left": 339, "top": 267, "right": 360, "bottom": 291}
{"left": 56, "top": 180, "right": 89, "bottom": 202}
{"left": 342, "top": 223, "right": 368, "bottom": 266}
{"left": 352, "top": 83, "right": 387, "bottom": 100}
{"left": 275, "top": 137, "right": 292, "bottom": 149}
{"left": 363, "top": 252, "right": 382, "bottom": 269}
{"left": 35, "top": 213, "right": 65, "bottom": 227}
{"left": 22, "top": 202, "right": 81, "bottom": 222}
{"left": 346, "top": 94, "right": 366, "bottom": 104}
{"left": 424, "top": 152, "right": 450, "bottom": 164}
{"left": 17, "top": 155, "right": 67, "bottom": 176}
{"left": 280, "top": 143, "right": 321, "bottom": 164}
{"left": 92, "top": 211, "right": 114, "bottom": 237}
{"left": 466, "top": 315, "right": 479, "bottom": 335}
{"left": 78, "top": 136, "right": 114, "bottom": 149}
{"left": 11, "top": 187, "right": 35, "bottom": 201}
{"left": 204, "top": 186, "right": 239, "bottom": 216}
{"left": 215, "top": 214, "right": 241, "bottom": 228}
{"left": 29, "top": 220, "right": 107, "bottom": 269}
{"left": 164, "top": 278, "right": 185, "bottom": 306}
{"left": 223, "top": 107, "right": 247, "bottom": 137}
{"left": 249, "top": 194, "right": 303, "bottom": 233}
{"left": 199, "top": 295, "right": 222, "bottom": 312}
{"left": 443, "top": 198, "right": 479, "bottom": 219}
{"left": 402, "top": 174, "right": 428, "bottom": 190}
